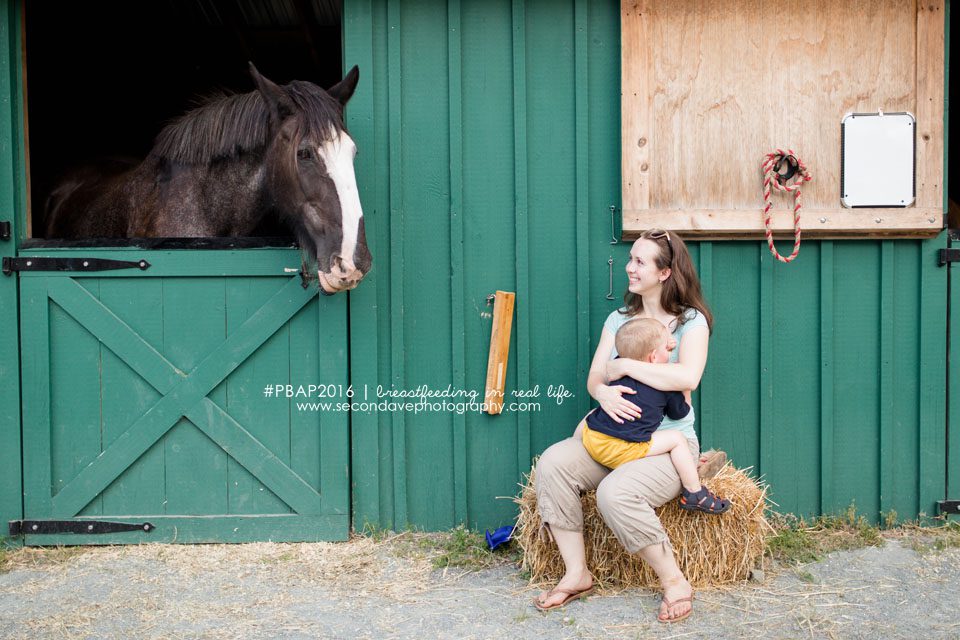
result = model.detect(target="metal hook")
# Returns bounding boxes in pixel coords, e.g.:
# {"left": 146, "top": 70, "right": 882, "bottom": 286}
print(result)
{"left": 606, "top": 258, "right": 615, "bottom": 300}
{"left": 609, "top": 205, "right": 618, "bottom": 244}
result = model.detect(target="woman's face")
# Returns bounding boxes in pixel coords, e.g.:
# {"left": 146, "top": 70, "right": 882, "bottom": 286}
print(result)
{"left": 626, "top": 238, "right": 670, "bottom": 296}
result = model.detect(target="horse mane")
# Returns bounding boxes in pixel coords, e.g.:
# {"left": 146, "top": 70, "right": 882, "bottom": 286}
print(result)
{"left": 151, "top": 80, "right": 345, "bottom": 165}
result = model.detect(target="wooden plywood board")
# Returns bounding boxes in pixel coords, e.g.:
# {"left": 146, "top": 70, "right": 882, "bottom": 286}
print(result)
{"left": 484, "top": 291, "right": 515, "bottom": 416}
{"left": 621, "top": 0, "right": 945, "bottom": 238}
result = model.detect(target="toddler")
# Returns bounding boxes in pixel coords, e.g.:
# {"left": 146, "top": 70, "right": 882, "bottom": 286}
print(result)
{"left": 578, "top": 318, "right": 730, "bottom": 514}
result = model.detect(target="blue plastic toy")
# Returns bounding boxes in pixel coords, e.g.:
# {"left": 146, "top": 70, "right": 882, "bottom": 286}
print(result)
{"left": 485, "top": 525, "right": 515, "bottom": 551}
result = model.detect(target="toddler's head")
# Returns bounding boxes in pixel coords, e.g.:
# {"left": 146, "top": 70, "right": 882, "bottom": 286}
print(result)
{"left": 615, "top": 318, "right": 672, "bottom": 363}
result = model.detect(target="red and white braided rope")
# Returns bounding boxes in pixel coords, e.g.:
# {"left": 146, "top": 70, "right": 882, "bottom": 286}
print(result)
{"left": 761, "top": 149, "right": 812, "bottom": 263}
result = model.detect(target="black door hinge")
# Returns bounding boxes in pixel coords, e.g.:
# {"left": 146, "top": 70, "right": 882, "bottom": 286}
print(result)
{"left": 2, "top": 257, "right": 150, "bottom": 276}
{"left": 0, "top": 221, "right": 10, "bottom": 241}
{"left": 938, "top": 248, "right": 960, "bottom": 267}
{"left": 9, "top": 520, "right": 155, "bottom": 535}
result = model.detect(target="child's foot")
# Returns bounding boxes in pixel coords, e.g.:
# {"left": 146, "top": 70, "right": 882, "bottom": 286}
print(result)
{"left": 679, "top": 486, "right": 730, "bottom": 514}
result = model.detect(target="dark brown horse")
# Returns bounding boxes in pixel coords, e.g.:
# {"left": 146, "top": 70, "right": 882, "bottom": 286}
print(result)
{"left": 45, "top": 64, "right": 371, "bottom": 295}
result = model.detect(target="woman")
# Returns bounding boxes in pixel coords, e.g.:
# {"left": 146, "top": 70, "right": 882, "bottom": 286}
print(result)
{"left": 533, "top": 229, "right": 714, "bottom": 623}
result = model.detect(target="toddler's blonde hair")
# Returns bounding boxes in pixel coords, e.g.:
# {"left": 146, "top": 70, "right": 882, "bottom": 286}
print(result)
{"left": 615, "top": 318, "right": 667, "bottom": 361}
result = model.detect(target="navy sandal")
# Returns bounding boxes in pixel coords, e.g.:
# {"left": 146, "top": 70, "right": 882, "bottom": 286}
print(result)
{"left": 679, "top": 486, "right": 731, "bottom": 514}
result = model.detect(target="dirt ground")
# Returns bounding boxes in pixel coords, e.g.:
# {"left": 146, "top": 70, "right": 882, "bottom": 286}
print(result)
{"left": 1, "top": 529, "right": 959, "bottom": 640}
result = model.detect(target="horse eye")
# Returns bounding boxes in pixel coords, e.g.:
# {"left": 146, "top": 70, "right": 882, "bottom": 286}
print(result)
{"left": 297, "top": 149, "right": 313, "bottom": 161}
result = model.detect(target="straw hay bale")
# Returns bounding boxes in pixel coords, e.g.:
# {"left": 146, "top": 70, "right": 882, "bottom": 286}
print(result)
{"left": 515, "top": 463, "right": 773, "bottom": 589}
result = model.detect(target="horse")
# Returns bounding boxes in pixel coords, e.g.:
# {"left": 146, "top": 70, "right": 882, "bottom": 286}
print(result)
{"left": 44, "top": 64, "right": 371, "bottom": 295}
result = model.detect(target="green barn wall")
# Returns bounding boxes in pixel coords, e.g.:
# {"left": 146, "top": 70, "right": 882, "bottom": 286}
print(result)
{"left": 344, "top": 0, "right": 951, "bottom": 531}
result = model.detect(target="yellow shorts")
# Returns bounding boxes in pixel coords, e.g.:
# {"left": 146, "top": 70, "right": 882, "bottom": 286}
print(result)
{"left": 581, "top": 422, "right": 651, "bottom": 469}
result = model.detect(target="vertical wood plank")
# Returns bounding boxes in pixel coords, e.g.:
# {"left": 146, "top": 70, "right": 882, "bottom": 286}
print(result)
{"left": 100, "top": 279, "right": 165, "bottom": 515}
{"left": 918, "top": 233, "right": 947, "bottom": 518}
{"left": 317, "top": 292, "right": 350, "bottom": 517}
{"left": 915, "top": 0, "right": 945, "bottom": 210}
{"left": 462, "top": 0, "right": 517, "bottom": 530}
{"left": 225, "top": 278, "right": 291, "bottom": 515}
{"left": 833, "top": 243, "right": 882, "bottom": 519}
{"left": 0, "top": 0, "right": 24, "bottom": 534}
{"left": 879, "top": 241, "right": 895, "bottom": 517}
{"left": 758, "top": 246, "right": 774, "bottom": 482}
{"left": 19, "top": 278, "right": 51, "bottom": 518}
{"left": 289, "top": 299, "right": 322, "bottom": 496}
{"left": 621, "top": 0, "right": 650, "bottom": 211}
{"left": 819, "top": 241, "right": 835, "bottom": 515}
{"left": 949, "top": 234, "right": 960, "bottom": 512}
{"left": 449, "top": 0, "right": 468, "bottom": 524}
{"left": 398, "top": 0, "right": 455, "bottom": 530}
{"left": 387, "top": 0, "right": 407, "bottom": 528}
{"left": 697, "top": 242, "right": 712, "bottom": 444}
{"left": 574, "top": 0, "right": 590, "bottom": 420}
{"left": 343, "top": 0, "right": 383, "bottom": 530}
{"left": 51, "top": 279, "right": 103, "bottom": 517}
{"left": 889, "top": 241, "right": 922, "bottom": 519}
{"left": 511, "top": 0, "right": 532, "bottom": 483}
{"left": 706, "top": 244, "right": 760, "bottom": 470}
{"left": 162, "top": 278, "right": 229, "bottom": 515}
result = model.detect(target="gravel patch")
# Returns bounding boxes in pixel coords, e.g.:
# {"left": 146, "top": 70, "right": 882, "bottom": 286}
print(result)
{"left": 1, "top": 534, "right": 959, "bottom": 639}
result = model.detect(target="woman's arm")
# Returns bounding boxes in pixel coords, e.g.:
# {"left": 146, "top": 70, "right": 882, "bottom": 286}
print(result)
{"left": 605, "top": 325, "right": 709, "bottom": 392}
{"left": 586, "top": 328, "right": 643, "bottom": 424}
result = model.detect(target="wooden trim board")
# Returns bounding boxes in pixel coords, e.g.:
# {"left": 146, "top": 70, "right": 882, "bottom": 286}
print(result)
{"left": 623, "top": 207, "right": 944, "bottom": 239}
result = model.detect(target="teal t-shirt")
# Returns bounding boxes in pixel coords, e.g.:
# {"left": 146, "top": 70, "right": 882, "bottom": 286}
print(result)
{"left": 601, "top": 307, "right": 708, "bottom": 441}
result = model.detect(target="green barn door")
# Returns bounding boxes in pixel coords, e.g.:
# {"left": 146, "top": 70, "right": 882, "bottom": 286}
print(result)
{"left": 16, "top": 248, "right": 349, "bottom": 544}
{"left": 949, "top": 232, "right": 960, "bottom": 519}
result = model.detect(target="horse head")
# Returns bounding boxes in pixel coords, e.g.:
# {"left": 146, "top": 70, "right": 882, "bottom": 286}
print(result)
{"left": 250, "top": 64, "right": 371, "bottom": 295}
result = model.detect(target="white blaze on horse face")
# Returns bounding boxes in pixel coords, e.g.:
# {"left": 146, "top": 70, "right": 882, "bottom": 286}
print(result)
{"left": 318, "top": 128, "right": 363, "bottom": 274}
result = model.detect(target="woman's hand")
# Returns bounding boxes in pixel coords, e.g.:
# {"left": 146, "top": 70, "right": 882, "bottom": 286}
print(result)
{"left": 595, "top": 384, "right": 642, "bottom": 424}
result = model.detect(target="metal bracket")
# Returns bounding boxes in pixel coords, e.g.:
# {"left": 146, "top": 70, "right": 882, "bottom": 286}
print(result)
{"left": 0, "top": 221, "right": 10, "bottom": 241}
{"left": 937, "top": 501, "right": 960, "bottom": 516}
{"left": 2, "top": 257, "right": 151, "bottom": 276}
{"left": 938, "top": 248, "right": 960, "bottom": 267}
{"left": 9, "top": 520, "right": 155, "bottom": 535}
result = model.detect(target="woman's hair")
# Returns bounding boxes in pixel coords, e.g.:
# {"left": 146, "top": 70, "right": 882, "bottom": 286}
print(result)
{"left": 622, "top": 230, "right": 714, "bottom": 333}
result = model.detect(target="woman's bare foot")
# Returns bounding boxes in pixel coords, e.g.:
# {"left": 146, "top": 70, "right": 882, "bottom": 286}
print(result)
{"left": 657, "top": 574, "right": 693, "bottom": 622}
{"left": 534, "top": 568, "right": 593, "bottom": 609}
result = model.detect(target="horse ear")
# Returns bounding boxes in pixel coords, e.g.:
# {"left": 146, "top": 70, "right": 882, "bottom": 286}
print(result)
{"left": 249, "top": 62, "right": 295, "bottom": 124}
{"left": 327, "top": 66, "right": 359, "bottom": 106}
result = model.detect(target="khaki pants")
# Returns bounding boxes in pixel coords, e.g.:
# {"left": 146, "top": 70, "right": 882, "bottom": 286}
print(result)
{"left": 535, "top": 433, "right": 700, "bottom": 553}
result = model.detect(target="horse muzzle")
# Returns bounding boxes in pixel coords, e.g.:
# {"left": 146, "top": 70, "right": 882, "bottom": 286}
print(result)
{"left": 317, "top": 269, "right": 364, "bottom": 295}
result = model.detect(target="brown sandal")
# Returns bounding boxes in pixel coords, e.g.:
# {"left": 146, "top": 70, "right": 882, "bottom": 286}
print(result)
{"left": 658, "top": 593, "right": 694, "bottom": 623}
{"left": 532, "top": 585, "right": 595, "bottom": 611}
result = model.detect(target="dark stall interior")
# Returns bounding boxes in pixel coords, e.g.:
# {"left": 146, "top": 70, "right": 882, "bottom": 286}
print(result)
{"left": 24, "top": 0, "right": 343, "bottom": 240}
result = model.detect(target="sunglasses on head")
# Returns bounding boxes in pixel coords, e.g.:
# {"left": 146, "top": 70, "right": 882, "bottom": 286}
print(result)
{"left": 646, "top": 229, "right": 674, "bottom": 259}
